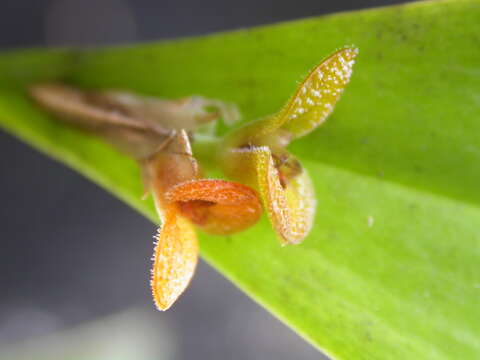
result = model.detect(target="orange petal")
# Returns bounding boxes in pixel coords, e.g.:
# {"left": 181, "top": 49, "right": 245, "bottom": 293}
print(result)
{"left": 226, "top": 147, "right": 315, "bottom": 245}
{"left": 151, "top": 207, "right": 198, "bottom": 311}
{"left": 166, "top": 179, "right": 262, "bottom": 235}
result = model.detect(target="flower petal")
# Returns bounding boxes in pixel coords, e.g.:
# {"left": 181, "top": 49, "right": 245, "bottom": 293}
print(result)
{"left": 167, "top": 179, "right": 262, "bottom": 235}
{"left": 145, "top": 131, "right": 200, "bottom": 310}
{"left": 225, "top": 147, "right": 315, "bottom": 245}
{"left": 151, "top": 207, "right": 198, "bottom": 310}
{"left": 280, "top": 47, "right": 358, "bottom": 138}
{"left": 144, "top": 130, "right": 199, "bottom": 206}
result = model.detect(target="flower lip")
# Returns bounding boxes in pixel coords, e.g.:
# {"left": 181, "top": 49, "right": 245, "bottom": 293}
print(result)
{"left": 166, "top": 179, "right": 263, "bottom": 235}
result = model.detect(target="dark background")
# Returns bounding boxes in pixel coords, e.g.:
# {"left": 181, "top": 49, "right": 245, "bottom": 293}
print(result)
{"left": 0, "top": 1, "right": 412, "bottom": 359}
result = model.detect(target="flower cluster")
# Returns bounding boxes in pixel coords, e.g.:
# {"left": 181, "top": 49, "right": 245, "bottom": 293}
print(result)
{"left": 29, "top": 47, "right": 358, "bottom": 310}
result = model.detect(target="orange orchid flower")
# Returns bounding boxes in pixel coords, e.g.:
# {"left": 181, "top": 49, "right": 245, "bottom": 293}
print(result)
{"left": 29, "top": 85, "right": 262, "bottom": 310}
{"left": 144, "top": 131, "right": 261, "bottom": 310}
{"left": 221, "top": 47, "right": 358, "bottom": 245}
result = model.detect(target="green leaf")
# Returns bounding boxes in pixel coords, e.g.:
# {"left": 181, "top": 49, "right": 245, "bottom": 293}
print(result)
{"left": 1, "top": 0, "right": 479, "bottom": 358}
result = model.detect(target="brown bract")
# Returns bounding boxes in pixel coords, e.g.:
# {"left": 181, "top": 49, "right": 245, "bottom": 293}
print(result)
{"left": 151, "top": 206, "right": 198, "bottom": 310}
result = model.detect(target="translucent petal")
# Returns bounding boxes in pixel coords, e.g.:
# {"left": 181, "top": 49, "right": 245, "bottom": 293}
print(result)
{"left": 167, "top": 179, "right": 262, "bottom": 235}
{"left": 29, "top": 84, "right": 238, "bottom": 158}
{"left": 225, "top": 147, "right": 315, "bottom": 245}
{"left": 144, "top": 130, "right": 199, "bottom": 206}
{"left": 151, "top": 207, "right": 198, "bottom": 310}
{"left": 29, "top": 83, "right": 235, "bottom": 133}
{"left": 29, "top": 83, "right": 161, "bottom": 131}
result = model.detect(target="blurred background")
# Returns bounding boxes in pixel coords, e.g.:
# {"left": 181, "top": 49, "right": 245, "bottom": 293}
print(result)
{"left": 0, "top": 1, "right": 412, "bottom": 359}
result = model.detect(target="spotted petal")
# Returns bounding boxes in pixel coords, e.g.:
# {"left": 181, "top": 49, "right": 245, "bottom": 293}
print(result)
{"left": 224, "top": 147, "right": 315, "bottom": 245}
{"left": 224, "top": 47, "right": 358, "bottom": 149}
{"left": 279, "top": 47, "right": 358, "bottom": 138}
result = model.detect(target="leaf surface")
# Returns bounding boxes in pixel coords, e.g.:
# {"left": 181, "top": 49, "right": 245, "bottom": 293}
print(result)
{"left": 1, "top": 1, "right": 479, "bottom": 358}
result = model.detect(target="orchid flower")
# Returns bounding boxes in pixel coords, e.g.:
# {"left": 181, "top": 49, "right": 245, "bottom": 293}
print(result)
{"left": 221, "top": 47, "right": 358, "bottom": 245}
{"left": 29, "top": 85, "right": 262, "bottom": 310}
